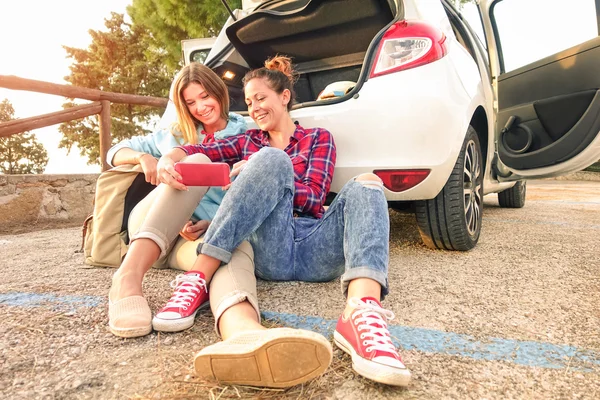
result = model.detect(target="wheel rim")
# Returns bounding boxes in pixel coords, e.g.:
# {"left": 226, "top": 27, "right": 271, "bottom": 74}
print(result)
{"left": 463, "top": 139, "right": 482, "bottom": 236}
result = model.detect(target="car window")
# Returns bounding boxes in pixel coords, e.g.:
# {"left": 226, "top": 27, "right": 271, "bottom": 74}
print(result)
{"left": 191, "top": 49, "right": 211, "bottom": 64}
{"left": 491, "top": 0, "right": 598, "bottom": 72}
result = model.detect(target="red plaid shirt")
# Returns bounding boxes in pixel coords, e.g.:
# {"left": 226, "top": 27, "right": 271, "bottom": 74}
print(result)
{"left": 179, "top": 124, "right": 336, "bottom": 218}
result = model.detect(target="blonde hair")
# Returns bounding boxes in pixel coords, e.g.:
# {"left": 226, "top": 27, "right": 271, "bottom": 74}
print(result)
{"left": 171, "top": 62, "right": 230, "bottom": 144}
{"left": 243, "top": 55, "right": 297, "bottom": 111}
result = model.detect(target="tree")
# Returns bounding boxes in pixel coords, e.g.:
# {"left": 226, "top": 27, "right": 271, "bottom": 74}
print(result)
{"left": 59, "top": 13, "right": 173, "bottom": 165}
{"left": 0, "top": 99, "right": 49, "bottom": 174}
{"left": 128, "top": 0, "right": 241, "bottom": 69}
{"left": 457, "top": 0, "right": 475, "bottom": 8}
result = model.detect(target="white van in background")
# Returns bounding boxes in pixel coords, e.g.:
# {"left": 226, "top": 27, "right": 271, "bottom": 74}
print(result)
{"left": 181, "top": 37, "right": 216, "bottom": 65}
{"left": 180, "top": 1, "right": 263, "bottom": 65}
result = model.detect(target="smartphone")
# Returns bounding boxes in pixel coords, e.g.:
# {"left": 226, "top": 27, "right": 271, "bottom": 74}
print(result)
{"left": 174, "top": 162, "right": 231, "bottom": 187}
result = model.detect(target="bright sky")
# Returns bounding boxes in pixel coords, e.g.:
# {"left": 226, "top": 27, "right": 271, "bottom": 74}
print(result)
{"left": 0, "top": 1, "right": 131, "bottom": 174}
{"left": 0, "top": 0, "right": 597, "bottom": 174}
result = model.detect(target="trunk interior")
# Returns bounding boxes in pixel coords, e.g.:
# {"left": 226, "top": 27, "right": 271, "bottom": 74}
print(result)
{"left": 211, "top": 0, "right": 398, "bottom": 111}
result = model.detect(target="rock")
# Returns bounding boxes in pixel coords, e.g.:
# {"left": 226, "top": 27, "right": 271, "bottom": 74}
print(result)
{"left": 333, "top": 380, "right": 365, "bottom": 400}
{"left": 12, "top": 377, "right": 25, "bottom": 387}
{"left": 71, "top": 379, "right": 83, "bottom": 389}
{"left": 48, "top": 179, "right": 68, "bottom": 188}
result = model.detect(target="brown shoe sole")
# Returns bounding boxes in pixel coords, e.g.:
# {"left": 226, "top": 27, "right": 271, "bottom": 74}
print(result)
{"left": 194, "top": 330, "right": 332, "bottom": 388}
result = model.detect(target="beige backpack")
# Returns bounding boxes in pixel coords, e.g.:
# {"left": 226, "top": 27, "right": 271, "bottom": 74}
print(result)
{"left": 82, "top": 164, "right": 154, "bottom": 268}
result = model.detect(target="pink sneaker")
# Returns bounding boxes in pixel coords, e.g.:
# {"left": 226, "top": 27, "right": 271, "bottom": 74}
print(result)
{"left": 152, "top": 271, "right": 209, "bottom": 332}
{"left": 334, "top": 297, "right": 411, "bottom": 386}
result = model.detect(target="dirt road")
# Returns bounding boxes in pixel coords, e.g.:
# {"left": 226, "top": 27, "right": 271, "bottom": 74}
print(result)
{"left": 1, "top": 179, "right": 599, "bottom": 399}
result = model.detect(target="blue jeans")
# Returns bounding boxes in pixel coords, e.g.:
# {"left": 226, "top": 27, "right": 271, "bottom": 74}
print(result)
{"left": 198, "top": 147, "right": 390, "bottom": 298}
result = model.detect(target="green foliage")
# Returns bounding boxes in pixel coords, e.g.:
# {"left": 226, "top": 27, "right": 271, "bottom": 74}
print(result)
{"left": 0, "top": 99, "right": 49, "bottom": 174}
{"left": 128, "top": 0, "right": 241, "bottom": 69}
{"left": 455, "top": 0, "right": 475, "bottom": 9}
{"left": 59, "top": 13, "right": 173, "bottom": 165}
{"left": 584, "top": 161, "right": 600, "bottom": 173}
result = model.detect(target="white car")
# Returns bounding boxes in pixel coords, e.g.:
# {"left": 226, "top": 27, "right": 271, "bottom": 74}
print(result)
{"left": 172, "top": 0, "right": 600, "bottom": 250}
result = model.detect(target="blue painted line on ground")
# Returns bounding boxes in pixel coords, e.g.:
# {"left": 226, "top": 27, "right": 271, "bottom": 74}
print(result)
{"left": 262, "top": 312, "right": 600, "bottom": 371}
{"left": 0, "top": 292, "right": 101, "bottom": 310}
{"left": 2, "top": 292, "right": 599, "bottom": 371}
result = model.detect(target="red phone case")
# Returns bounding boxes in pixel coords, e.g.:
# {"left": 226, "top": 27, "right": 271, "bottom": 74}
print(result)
{"left": 174, "top": 162, "right": 231, "bottom": 186}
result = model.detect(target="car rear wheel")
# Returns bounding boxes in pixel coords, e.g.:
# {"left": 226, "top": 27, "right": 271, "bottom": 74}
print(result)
{"left": 415, "top": 126, "right": 483, "bottom": 251}
{"left": 498, "top": 181, "right": 526, "bottom": 208}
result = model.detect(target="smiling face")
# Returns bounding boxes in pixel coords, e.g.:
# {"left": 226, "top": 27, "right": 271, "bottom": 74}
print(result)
{"left": 182, "top": 82, "right": 224, "bottom": 132}
{"left": 244, "top": 77, "right": 290, "bottom": 132}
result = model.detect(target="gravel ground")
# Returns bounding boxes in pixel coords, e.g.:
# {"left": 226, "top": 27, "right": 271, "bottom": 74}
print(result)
{"left": 1, "top": 180, "right": 599, "bottom": 399}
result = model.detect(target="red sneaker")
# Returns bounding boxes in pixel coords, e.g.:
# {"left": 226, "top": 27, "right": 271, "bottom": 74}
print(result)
{"left": 334, "top": 297, "right": 411, "bottom": 386}
{"left": 152, "top": 271, "right": 209, "bottom": 332}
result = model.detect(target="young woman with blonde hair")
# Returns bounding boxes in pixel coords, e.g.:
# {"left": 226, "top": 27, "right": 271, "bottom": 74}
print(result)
{"left": 107, "top": 62, "right": 252, "bottom": 337}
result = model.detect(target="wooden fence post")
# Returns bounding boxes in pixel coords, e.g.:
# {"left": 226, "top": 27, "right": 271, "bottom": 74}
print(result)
{"left": 99, "top": 100, "right": 112, "bottom": 171}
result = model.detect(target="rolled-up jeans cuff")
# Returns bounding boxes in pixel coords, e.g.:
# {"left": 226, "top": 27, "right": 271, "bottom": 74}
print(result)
{"left": 212, "top": 291, "right": 261, "bottom": 336}
{"left": 197, "top": 242, "right": 232, "bottom": 263}
{"left": 340, "top": 266, "right": 389, "bottom": 300}
{"left": 130, "top": 228, "right": 170, "bottom": 259}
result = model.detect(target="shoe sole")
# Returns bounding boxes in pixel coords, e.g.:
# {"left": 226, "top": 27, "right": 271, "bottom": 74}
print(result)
{"left": 194, "top": 329, "right": 333, "bottom": 388}
{"left": 109, "top": 324, "right": 153, "bottom": 338}
{"left": 152, "top": 301, "right": 210, "bottom": 332}
{"left": 334, "top": 331, "right": 411, "bottom": 387}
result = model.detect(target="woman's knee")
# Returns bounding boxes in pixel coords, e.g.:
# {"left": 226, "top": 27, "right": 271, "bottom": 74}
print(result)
{"left": 181, "top": 153, "right": 211, "bottom": 164}
{"left": 234, "top": 240, "right": 254, "bottom": 262}
{"left": 249, "top": 147, "right": 291, "bottom": 169}
{"left": 355, "top": 173, "right": 384, "bottom": 190}
{"left": 241, "top": 148, "right": 294, "bottom": 188}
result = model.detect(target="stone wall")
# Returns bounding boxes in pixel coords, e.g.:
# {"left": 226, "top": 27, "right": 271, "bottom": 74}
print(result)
{"left": 0, "top": 174, "right": 98, "bottom": 234}
{"left": 0, "top": 170, "right": 598, "bottom": 235}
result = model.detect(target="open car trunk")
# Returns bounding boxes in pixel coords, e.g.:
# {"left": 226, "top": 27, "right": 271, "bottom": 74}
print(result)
{"left": 212, "top": 0, "right": 398, "bottom": 111}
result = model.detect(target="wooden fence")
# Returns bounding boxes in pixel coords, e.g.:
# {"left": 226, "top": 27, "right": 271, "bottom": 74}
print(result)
{"left": 0, "top": 75, "right": 168, "bottom": 171}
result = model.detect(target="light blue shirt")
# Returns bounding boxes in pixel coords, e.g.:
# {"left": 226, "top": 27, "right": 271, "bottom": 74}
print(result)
{"left": 107, "top": 112, "right": 247, "bottom": 221}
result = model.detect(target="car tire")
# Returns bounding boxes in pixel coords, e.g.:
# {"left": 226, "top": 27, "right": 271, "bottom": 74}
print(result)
{"left": 498, "top": 181, "right": 526, "bottom": 208}
{"left": 415, "top": 126, "right": 483, "bottom": 251}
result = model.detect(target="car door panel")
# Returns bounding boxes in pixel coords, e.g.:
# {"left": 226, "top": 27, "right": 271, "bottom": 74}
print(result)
{"left": 497, "top": 38, "right": 600, "bottom": 109}
{"left": 479, "top": 0, "right": 600, "bottom": 179}
{"left": 498, "top": 90, "right": 600, "bottom": 170}
{"left": 496, "top": 37, "right": 600, "bottom": 171}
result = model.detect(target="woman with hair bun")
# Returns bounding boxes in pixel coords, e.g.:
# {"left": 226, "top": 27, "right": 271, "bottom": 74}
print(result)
{"left": 156, "top": 55, "right": 411, "bottom": 388}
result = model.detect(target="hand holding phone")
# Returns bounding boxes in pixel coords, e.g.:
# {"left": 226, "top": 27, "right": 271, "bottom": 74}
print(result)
{"left": 222, "top": 159, "right": 248, "bottom": 190}
{"left": 174, "top": 162, "right": 231, "bottom": 187}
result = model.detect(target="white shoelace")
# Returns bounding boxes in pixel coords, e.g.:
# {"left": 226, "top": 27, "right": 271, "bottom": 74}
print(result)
{"left": 349, "top": 297, "right": 398, "bottom": 354}
{"left": 164, "top": 274, "right": 207, "bottom": 310}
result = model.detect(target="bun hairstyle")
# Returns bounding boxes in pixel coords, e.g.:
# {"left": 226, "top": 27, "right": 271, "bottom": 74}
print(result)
{"left": 243, "top": 55, "right": 297, "bottom": 111}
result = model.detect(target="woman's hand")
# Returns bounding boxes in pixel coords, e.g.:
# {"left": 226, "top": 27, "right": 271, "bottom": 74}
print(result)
{"left": 223, "top": 159, "right": 248, "bottom": 190}
{"left": 157, "top": 155, "right": 187, "bottom": 191}
{"left": 180, "top": 220, "right": 210, "bottom": 241}
{"left": 138, "top": 154, "right": 159, "bottom": 186}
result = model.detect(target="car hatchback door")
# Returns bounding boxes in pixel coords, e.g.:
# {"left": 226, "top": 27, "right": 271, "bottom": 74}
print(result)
{"left": 479, "top": 0, "right": 600, "bottom": 181}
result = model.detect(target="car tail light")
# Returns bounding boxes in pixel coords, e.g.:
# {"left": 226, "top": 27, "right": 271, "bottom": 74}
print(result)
{"left": 370, "top": 20, "right": 447, "bottom": 78}
{"left": 374, "top": 169, "right": 430, "bottom": 192}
